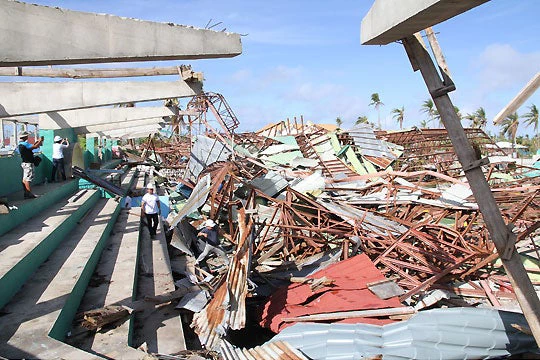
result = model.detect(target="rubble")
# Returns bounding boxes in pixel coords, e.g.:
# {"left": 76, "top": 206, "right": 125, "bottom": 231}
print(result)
{"left": 125, "top": 92, "right": 540, "bottom": 358}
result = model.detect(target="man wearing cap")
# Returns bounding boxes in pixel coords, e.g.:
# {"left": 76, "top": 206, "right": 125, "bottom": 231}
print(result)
{"left": 51, "top": 135, "right": 69, "bottom": 182}
{"left": 18, "top": 131, "right": 43, "bottom": 199}
{"left": 195, "top": 219, "right": 227, "bottom": 265}
{"left": 141, "top": 183, "right": 161, "bottom": 238}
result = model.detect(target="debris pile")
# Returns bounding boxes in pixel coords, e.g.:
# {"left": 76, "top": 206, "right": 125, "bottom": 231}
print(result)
{"left": 130, "top": 94, "right": 539, "bottom": 357}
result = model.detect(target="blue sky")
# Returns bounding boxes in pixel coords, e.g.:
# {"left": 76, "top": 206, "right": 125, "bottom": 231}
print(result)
{"left": 14, "top": 1, "right": 540, "bottom": 135}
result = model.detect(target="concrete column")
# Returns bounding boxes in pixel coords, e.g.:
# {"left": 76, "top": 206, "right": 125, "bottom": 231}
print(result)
{"left": 84, "top": 135, "right": 97, "bottom": 169}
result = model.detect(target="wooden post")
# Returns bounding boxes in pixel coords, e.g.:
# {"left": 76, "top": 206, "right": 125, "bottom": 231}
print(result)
{"left": 402, "top": 34, "right": 540, "bottom": 346}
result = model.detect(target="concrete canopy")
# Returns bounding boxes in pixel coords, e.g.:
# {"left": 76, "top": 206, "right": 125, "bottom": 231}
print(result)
{"left": 0, "top": 1, "right": 241, "bottom": 66}
{"left": 361, "top": 0, "right": 490, "bottom": 45}
{"left": 0, "top": 80, "right": 201, "bottom": 118}
{"left": 38, "top": 107, "right": 180, "bottom": 129}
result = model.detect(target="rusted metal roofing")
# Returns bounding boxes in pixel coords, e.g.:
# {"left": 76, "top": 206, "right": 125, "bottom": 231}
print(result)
{"left": 259, "top": 253, "right": 402, "bottom": 333}
{"left": 192, "top": 207, "right": 253, "bottom": 350}
{"left": 221, "top": 340, "right": 309, "bottom": 360}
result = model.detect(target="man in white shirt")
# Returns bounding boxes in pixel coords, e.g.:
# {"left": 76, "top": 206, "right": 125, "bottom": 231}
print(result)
{"left": 51, "top": 135, "right": 69, "bottom": 182}
{"left": 141, "top": 183, "right": 161, "bottom": 238}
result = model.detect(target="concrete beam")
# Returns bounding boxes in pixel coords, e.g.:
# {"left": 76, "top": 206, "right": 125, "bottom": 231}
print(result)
{"left": 361, "top": 0, "right": 490, "bottom": 45}
{"left": 89, "top": 124, "right": 163, "bottom": 138}
{"left": 0, "top": 65, "right": 203, "bottom": 81}
{"left": 122, "top": 132, "right": 161, "bottom": 140}
{"left": 0, "top": 1, "right": 241, "bottom": 66}
{"left": 493, "top": 72, "right": 540, "bottom": 125}
{"left": 39, "top": 107, "right": 179, "bottom": 129}
{"left": 0, "top": 80, "right": 201, "bottom": 118}
{"left": 74, "top": 117, "right": 167, "bottom": 135}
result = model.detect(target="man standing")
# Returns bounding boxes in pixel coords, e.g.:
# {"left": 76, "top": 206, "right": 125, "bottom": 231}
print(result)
{"left": 195, "top": 219, "right": 227, "bottom": 265}
{"left": 18, "top": 131, "right": 43, "bottom": 199}
{"left": 51, "top": 135, "right": 69, "bottom": 182}
{"left": 141, "top": 183, "right": 160, "bottom": 238}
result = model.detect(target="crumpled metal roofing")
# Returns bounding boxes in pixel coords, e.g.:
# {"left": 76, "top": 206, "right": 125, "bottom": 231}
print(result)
{"left": 169, "top": 174, "right": 211, "bottom": 228}
{"left": 187, "top": 135, "right": 231, "bottom": 179}
{"left": 192, "top": 208, "right": 253, "bottom": 350}
{"left": 270, "top": 307, "right": 538, "bottom": 359}
{"left": 316, "top": 199, "right": 408, "bottom": 236}
{"left": 259, "top": 254, "right": 402, "bottom": 333}
{"left": 348, "top": 124, "right": 396, "bottom": 159}
{"left": 221, "top": 340, "right": 310, "bottom": 360}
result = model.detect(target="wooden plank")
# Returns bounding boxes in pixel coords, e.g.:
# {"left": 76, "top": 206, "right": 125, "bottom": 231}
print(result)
{"left": 282, "top": 307, "right": 416, "bottom": 322}
{"left": 402, "top": 33, "right": 540, "bottom": 346}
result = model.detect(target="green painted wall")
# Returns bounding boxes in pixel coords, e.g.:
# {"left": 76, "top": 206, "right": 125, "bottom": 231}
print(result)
{"left": 0, "top": 154, "right": 47, "bottom": 197}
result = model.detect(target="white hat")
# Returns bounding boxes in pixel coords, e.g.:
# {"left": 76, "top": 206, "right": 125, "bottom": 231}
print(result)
{"left": 54, "top": 135, "right": 62, "bottom": 142}
{"left": 146, "top": 183, "right": 155, "bottom": 190}
{"left": 205, "top": 219, "right": 216, "bottom": 227}
{"left": 18, "top": 131, "right": 29, "bottom": 139}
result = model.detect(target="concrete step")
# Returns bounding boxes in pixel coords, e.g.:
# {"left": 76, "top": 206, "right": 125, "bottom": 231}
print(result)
{"left": 0, "top": 197, "right": 121, "bottom": 359}
{"left": 0, "top": 179, "right": 79, "bottom": 237}
{"left": 67, "top": 170, "right": 148, "bottom": 358}
{"left": 0, "top": 188, "right": 100, "bottom": 309}
{"left": 133, "top": 178, "right": 186, "bottom": 354}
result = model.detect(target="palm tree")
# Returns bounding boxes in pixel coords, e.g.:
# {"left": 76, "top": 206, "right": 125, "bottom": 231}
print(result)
{"left": 523, "top": 104, "right": 538, "bottom": 133}
{"left": 355, "top": 115, "right": 369, "bottom": 126}
{"left": 336, "top": 117, "right": 343, "bottom": 128}
{"left": 501, "top": 112, "right": 520, "bottom": 157}
{"left": 465, "top": 107, "right": 487, "bottom": 129}
{"left": 421, "top": 99, "right": 436, "bottom": 128}
{"left": 369, "top": 93, "right": 384, "bottom": 129}
{"left": 420, "top": 119, "right": 429, "bottom": 128}
{"left": 391, "top": 106, "right": 405, "bottom": 130}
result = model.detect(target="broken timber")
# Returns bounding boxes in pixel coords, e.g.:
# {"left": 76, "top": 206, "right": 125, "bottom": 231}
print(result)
{"left": 401, "top": 32, "right": 540, "bottom": 346}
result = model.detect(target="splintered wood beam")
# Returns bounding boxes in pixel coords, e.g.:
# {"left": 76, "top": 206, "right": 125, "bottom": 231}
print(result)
{"left": 402, "top": 33, "right": 540, "bottom": 346}
{"left": 282, "top": 307, "right": 416, "bottom": 322}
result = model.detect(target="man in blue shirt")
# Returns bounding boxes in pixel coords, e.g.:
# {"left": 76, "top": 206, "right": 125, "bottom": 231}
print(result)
{"left": 195, "top": 219, "right": 227, "bottom": 265}
{"left": 18, "top": 131, "right": 43, "bottom": 199}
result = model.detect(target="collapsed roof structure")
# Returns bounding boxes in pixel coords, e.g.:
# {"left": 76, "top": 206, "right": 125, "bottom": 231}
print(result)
{"left": 0, "top": 0, "right": 539, "bottom": 359}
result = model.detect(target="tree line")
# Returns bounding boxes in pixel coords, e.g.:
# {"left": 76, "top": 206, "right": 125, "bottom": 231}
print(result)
{"left": 334, "top": 93, "right": 539, "bottom": 152}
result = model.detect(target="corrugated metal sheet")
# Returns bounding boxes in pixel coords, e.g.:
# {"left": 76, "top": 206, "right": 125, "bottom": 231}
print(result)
{"left": 348, "top": 125, "right": 396, "bottom": 159}
{"left": 192, "top": 208, "right": 253, "bottom": 350}
{"left": 316, "top": 199, "right": 408, "bottom": 236}
{"left": 221, "top": 340, "right": 309, "bottom": 360}
{"left": 169, "top": 174, "right": 211, "bottom": 228}
{"left": 187, "top": 135, "right": 231, "bottom": 179}
{"left": 249, "top": 171, "right": 290, "bottom": 197}
{"left": 259, "top": 254, "right": 402, "bottom": 333}
{"left": 271, "top": 307, "right": 537, "bottom": 360}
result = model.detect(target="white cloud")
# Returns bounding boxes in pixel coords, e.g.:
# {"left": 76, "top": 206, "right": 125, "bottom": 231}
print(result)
{"left": 227, "top": 69, "right": 252, "bottom": 83}
{"left": 475, "top": 44, "right": 540, "bottom": 92}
